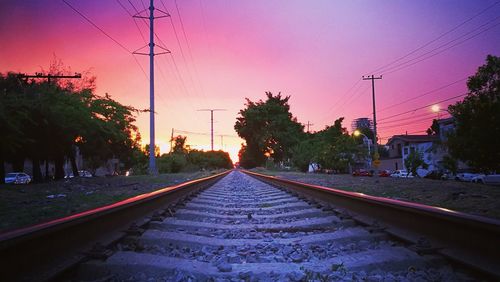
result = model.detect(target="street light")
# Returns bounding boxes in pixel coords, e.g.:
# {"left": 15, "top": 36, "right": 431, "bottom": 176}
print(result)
{"left": 431, "top": 104, "right": 441, "bottom": 119}
{"left": 354, "top": 130, "right": 372, "bottom": 169}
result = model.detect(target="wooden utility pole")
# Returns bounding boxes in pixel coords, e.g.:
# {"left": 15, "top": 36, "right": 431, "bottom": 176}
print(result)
{"left": 362, "top": 75, "right": 382, "bottom": 173}
{"left": 306, "top": 121, "right": 314, "bottom": 133}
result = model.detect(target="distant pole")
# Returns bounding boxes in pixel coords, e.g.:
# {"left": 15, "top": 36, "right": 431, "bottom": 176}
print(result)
{"left": 170, "top": 128, "right": 174, "bottom": 153}
{"left": 362, "top": 75, "right": 382, "bottom": 174}
{"left": 197, "top": 109, "right": 226, "bottom": 151}
{"left": 210, "top": 110, "right": 214, "bottom": 150}
{"left": 306, "top": 121, "right": 314, "bottom": 133}
{"left": 220, "top": 135, "right": 224, "bottom": 149}
{"left": 132, "top": 0, "right": 170, "bottom": 174}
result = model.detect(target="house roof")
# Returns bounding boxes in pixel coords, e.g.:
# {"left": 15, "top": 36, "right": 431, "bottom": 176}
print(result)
{"left": 386, "top": 135, "right": 438, "bottom": 145}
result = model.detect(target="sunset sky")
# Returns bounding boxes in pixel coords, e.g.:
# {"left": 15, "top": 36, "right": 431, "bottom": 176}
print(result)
{"left": 1, "top": 0, "right": 499, "bottom": 162}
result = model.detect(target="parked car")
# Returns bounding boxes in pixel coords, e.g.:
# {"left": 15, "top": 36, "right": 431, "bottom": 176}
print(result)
{"left": 472, "top": 174, "right": 500, "bottom": 185}
{"left": 455, "top": 173, "right": 483, "bottom": 182}
{"left": 4, "top": 172, "right": 31, "bottom": 184}
{"left": 390, "top": 170, "right": 410, "bottom": 178}
{"left": 378, "top": 170, "right": 391, "bottom": 177}
{"left": 471, "top": 175, "right": 485, "bottom": 183}
{"left": 352, "top": 169, "right": 372, "bottom": 177}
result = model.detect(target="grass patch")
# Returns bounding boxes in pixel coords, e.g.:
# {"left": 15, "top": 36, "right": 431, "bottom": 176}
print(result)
{"left": 0, "top": 170, "right": 224, "bottom": 233}
{"left": 253, "top": 169, "right": 500, "bottom": 220}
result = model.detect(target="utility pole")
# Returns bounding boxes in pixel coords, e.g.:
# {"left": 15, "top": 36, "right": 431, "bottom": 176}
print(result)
{"left": 133, "top": 0, "right": 170, "bottom": 175}
{"left": 170, "top": 128, "right": 174, "bottom": 153}
{"left": 306, "top": 121, "right": 314, "bottom": 133}
{"left": 18, "top": 72, "right": 82, "bottom": 84}
{"left": 198, "top": 109, "right": 226, "bottom": 151}
{"left": 18, "top": 72, "right": 82, "bottom": 181}
{"left": 362, "top": 75, "right": 382, "bottom": 174}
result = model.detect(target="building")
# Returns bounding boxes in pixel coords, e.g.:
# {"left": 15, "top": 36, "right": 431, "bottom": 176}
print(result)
{"left": 351, "top": 117, "right": 373, "bottom": 132}
{"left": 380, "top": 135, "right": 439, "bottom": 171}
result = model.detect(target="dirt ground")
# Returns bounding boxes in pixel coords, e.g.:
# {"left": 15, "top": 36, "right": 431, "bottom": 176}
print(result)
{"left": 252, "top": 169, "right": 500, "bottom": 221}
{"left": 0, "top": 170, "right": 222, "bottom": 233}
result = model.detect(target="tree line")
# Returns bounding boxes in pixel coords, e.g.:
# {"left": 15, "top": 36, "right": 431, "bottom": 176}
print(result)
{"left": 0, "top": 71, "right": 143, "bottom": 183}
{"left": 235, "top": 55, "right": 500, "bottom": 174}
{"left": 133, "top": 136, "right": 233, "bottom": 174}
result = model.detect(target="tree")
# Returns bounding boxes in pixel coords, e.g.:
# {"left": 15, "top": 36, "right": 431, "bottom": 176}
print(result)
{"left": 447, "top": 55, "right": 500, "bottom": 172}
{"left": 1, "top": 66, "right": 142, "bottom": 181}
{"left": 235, "top": 92, "right": 304, "bottom": 168}
{"left": 404, "top": 150, "right": 428, "bottom": 176}
{"left": 172, "top": 135, "right": 189, "bottom": 154}
{"left": 426, "top": 119, "right": 440, "bottom": 135}
{"left": 441, "top": 155, "right": 458, "bottom": 175}
{"left": 291, "top": 138, "right": 319, "bottom": 172}
{"left": 289, "top": 118, "right": 364, "bottom": 173}
{"left": 0, "top": 73, "right": 31, "bottom": 183}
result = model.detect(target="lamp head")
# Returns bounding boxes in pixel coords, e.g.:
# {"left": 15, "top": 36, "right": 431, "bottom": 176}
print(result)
{"left": 431, "top": 104, "right": 440, "bottom": 113}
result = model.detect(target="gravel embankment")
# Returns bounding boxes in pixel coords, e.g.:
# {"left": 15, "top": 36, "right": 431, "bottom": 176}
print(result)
{"left": 252, "top": 169, "right": 500, "bottom": 220}
{"left": 0, "top": 170, "right": 223, "bottom": 233}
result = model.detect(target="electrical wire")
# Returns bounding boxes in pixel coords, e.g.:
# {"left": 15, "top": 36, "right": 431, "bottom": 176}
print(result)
{"left": 377, "top": 77, "right": 467, "bottom": 113}
{"left": 378, "top": 93, "right": 465, "bottom": 122}
{"left": 172, "top": 0, "right": 207, "bottom": 100}
{"left": 381, "top": 16, "right": 500, "bottom": 75}
{"left": 62, "top": 0, "right": 149, "bottom": 79}
{"left": 368, "top": 1, "right": 500, "bottom": 75}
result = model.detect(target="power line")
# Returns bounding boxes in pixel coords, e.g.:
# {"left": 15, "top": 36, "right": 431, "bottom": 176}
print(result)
{"left": 174, "top": 129, "right": 239, "bottom": 138}
{"left": 126, "top": 0, "right": 205, "bottom": 123}
{"left": 378, "top": 115, "right": 450, "bottom": 130}
{"left": 377, "top": 77, "right": 467, "bottom": 113}
{"left": 117, "top": 0, "right": 147, "bottom": 43}
{"left": 368, "top": 1, "right": 500, "bottom": 74}
{"left": 172, "top": 0, "right": 206, "bottom": 100}
{"left": 378, "top": 93, "right": 466, "bottom": 122}
{"left": 381, "top": 15, "right": 500, "bottom": 75}
{"left": 319, "top": 79, "right": 365, "bottom": 124}
{"left": 378, "top": 111, "right": 437, "bottom": 125}
{"left": 62, "top": 0, "right": 149, "bottom": 79}
{"left": 337, "top": 83, "right": 371, "bottom": 117}
{"left": 62, "top": 0, "right": 131, "bottom": 53}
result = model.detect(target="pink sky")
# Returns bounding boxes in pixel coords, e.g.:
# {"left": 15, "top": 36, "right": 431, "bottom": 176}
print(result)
{"left": 1, "top": 0, "right": 499, "bottom": 161}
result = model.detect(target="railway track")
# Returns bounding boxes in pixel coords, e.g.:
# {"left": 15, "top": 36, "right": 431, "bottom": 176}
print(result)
{"left": 71, "top": 171, "right": 481, "bottom": 281}
{"left": 1, "top": 169, "right": 498, "bottom": 281}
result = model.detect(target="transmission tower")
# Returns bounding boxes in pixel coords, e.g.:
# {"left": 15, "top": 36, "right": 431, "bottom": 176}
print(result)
{"left": 133, "top": 0, "right": 170, "bottom": 175}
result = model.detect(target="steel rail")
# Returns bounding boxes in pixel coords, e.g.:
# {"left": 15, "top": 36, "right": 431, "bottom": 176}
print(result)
{"left": 243, "top": 169, "right": 500, "bottom": 278}
{"left": 0, "top": 170, "right": 231, "bottom": 281}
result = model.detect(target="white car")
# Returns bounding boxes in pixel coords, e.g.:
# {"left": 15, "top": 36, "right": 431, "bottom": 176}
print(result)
{"left": 456, "top": 173, "right": 483, "bottom": 182}
{"left": 390, "top": 170, "right": 413, "bottom": 178}
{"left": 472, "top": 174, "right": 500, "bottom": 185}
{"left": 4, "top": 172, "right": 32, "bottom": 184}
